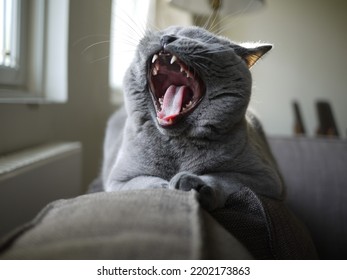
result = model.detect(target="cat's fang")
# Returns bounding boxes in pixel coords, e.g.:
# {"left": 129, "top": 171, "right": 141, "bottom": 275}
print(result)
{"left": 152, "top": 68, "right": 158, "bottom": 76}
{"left": 152, "top": 54, "right": 158, "bottom": 63}
{"left": 170, "top": 55, "right": 177, "bottom": 65}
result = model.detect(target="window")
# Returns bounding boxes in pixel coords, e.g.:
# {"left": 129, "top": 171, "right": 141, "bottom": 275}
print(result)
{"left": 109, "top": 0, "right": 155, "bottom": 104}
{"left": 0, "top": 0, "right": 69, "bottom": 103}
{"left": 0, "top": 0, "right": 26, "bottom": 86}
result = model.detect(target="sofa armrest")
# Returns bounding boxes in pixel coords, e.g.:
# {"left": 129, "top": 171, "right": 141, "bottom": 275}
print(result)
{"left": 0, "top": 189, "right": 251, "bottom": 260}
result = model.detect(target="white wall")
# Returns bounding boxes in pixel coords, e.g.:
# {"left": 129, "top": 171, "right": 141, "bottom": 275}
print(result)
{"left": 0, "top": 0, "right": 115, "bottom": 190}
{"left": 220, "top": 0, "right": 347, "bottom": 137}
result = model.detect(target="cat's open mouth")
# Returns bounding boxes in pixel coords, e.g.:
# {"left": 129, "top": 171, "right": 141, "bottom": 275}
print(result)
{"left": 148, "top": 51, "right": 205, "bottom": 127}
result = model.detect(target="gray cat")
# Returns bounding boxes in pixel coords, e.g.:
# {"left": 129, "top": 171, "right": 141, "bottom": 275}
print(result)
{"left": 102, "top": 26, "right": 284, "bottom": 211}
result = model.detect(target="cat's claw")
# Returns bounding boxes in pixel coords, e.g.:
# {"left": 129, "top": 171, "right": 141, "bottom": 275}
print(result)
{"left": 169, "top": 172, "right": 217, "bottom": 211}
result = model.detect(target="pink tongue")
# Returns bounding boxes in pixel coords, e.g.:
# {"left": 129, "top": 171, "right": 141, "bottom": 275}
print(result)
{"left": 157, "top": 85, "right": 186, "bottom": 120}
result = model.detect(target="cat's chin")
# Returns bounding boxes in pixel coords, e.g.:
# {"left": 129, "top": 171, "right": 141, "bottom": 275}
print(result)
{"left": 148, "top": 50, "right": 205, "bottom": 127}
{"left": 155, "top": 118, "right": 190, "bottom": 137}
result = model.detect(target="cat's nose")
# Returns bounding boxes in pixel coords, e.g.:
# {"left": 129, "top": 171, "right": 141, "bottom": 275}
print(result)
{"left": 160, "top": 34, "right": 177, "bottom": 47}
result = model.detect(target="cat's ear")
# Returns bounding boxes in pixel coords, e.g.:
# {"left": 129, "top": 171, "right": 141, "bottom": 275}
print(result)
{"left": 234, "top": 43, "right": 272, "bottom": 68}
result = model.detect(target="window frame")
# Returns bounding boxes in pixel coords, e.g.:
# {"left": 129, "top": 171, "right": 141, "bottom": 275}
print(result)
{"left": 0, "top": 0, "right": 69, "bottom": 104}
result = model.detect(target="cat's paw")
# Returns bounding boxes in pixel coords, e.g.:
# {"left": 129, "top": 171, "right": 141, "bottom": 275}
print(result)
{"left": 169, "top": 172, "right": 204, "bottom": 191}
{"left": 169, "top": 172, "right": 217, "bottom": 211}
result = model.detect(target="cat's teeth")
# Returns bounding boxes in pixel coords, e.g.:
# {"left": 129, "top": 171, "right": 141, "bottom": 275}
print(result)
{"left": 182, "top": 101, "right": 193, "bottom": 112}
{"left": 185, "top": 101, "right": 191, "bottom": 109}
{"left": 183, "top": 70, "right": 191, "bottom": 78}
{"left": 152, "top": 54, "right": 158, "bottom": 63}
{"left": 152, "top": 68, "right": 158, "bottom": 76}
{"left": 170, "top": 55, "right": 177, "bottom": 65}
{"left": 159, "top": 97, "right": 163, "bottom": 104}
{"left": 155, "top": 63, "right": 160, "bottom": 71}
{"left": 181, "top": 68, "right": 190, "bottom": 78}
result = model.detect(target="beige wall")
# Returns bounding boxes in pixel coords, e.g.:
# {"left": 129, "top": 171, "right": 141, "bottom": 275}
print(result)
{"left": 155, "top": 0, "right": 192, "bottom": 29}
{"left": 220, "top": 0, "right": 347, "bottom": 137}
{"left": 0, "top": 0, "right": 115, "bottom": 190}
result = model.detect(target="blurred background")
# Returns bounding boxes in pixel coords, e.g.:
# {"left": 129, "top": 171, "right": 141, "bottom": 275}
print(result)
{"left": 0, "top": 0, "right": 346, "bottom": 236}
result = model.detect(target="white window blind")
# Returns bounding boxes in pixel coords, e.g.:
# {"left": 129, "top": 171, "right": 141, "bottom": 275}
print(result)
{"left": 0, "top": 0, "right": 17, "bottom": 67}
{"left": 0, "top": 0, "right": 26, "bottom": 86}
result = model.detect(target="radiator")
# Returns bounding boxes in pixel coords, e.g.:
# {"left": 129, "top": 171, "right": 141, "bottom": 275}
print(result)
{"left": 0, "top": 142, "right": 82, "bottom": 238}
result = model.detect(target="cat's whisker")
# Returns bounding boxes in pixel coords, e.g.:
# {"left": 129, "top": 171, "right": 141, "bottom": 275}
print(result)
{"left": 89, "top": 55, "right": 110, "bottom": 64}
{"left": 192, "top": 0, "right": 260, "bottom": 37}
{"left": 213, "top": 0, "right": 259, "bottom": 36}
{"left": 146, "top": 21, "right": 161, "bottom": 33}
{"left": 114, "top": 35, "right": 140, "bottom": 46}
{"left": 208, "top": 12, "right": 236, "bottom": 35}
{"left": 81, "top": 40, "right": 110, "bottom": 56}
{"left": 111, "top": 14, "right": 145, "bottom": 44}
{"left": 113, "top": 46, "right": 138, "bottom": 53}
{"left": 212, "top": 23, "right": 238, "bottom": 37}
{"left": 203, "top": 9, "right": 217, "bottom": 31}
{"left": 112, "top": 25, "right": 142, "bottom": 44}
{"left": 110, "top": 28, "right": 142, "bottom": 47}
{"left": 73, "top": 34, "right": 110, "bottom": 47}
{"left": 111, "top": 4, "right": 147, "bottom": 38}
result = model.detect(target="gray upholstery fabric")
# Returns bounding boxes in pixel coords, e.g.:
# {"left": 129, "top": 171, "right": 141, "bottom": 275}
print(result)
{"left": 212, "top": 187, "right": 317, "bottom": 259}
{"left": 0, "top": 189, "right": 252, "bottom": 260}
{"left": 268, "top": 136, "right": 347, "bottom": 259}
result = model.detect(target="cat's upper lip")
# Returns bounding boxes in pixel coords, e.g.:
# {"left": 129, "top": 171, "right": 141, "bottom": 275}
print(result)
{"left": 148, "top": 51, "right": 205, "bottom": 127}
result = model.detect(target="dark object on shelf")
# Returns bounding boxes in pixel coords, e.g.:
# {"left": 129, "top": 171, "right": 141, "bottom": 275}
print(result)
{"left": 292, "top": 101, "right": 306, "bottom": 135}
{"left": 316, "top": 101, "right": 339, "bottom": 137}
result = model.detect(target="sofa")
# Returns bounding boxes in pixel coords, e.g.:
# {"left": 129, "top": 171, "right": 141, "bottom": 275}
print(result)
{"left": 0, "top": 136, "right": 345, "bottom": 259}
{"left": 268, "top": 136, "right": 347, "bottom": 259}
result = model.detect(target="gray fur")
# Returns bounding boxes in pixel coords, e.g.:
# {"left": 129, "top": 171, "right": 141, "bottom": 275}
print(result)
{"left": 102, "top": 26, "right": 284, "bottom": 210}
